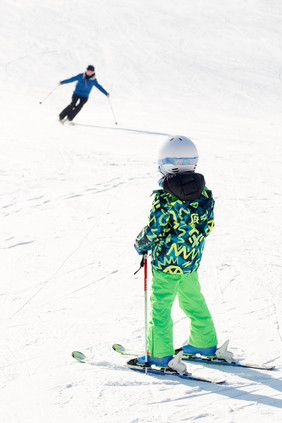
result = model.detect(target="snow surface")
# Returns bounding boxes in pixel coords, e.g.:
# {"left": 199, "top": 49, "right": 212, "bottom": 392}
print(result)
{"left": 1, "top": 0, "right": 282, "bottom": 421}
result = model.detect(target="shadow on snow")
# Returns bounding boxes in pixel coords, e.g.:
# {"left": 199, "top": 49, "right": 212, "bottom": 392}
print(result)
{"left": 74, "top": 122, "right": 171, "bottom": 137}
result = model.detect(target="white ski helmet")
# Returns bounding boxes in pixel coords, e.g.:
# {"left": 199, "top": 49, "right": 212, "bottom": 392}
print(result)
{"left": 158, "top": 135, "right": 199, "bottom": 175}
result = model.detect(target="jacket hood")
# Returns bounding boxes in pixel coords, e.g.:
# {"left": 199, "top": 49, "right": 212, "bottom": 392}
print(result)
{"left": 161, "top": 173, "right": 206, "bottom": 201}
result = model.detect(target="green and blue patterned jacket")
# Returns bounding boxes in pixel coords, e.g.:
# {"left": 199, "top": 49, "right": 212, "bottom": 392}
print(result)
{"left": 135, "top": 173, "right": 214, "bottom": 274}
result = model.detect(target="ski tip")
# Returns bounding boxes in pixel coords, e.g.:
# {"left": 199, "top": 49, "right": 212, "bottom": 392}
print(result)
{"left": 112, "top": 343, "right": 125, "bottom": 354}
{"left": 72, "top": 351, "right": 87, "bottom": 362}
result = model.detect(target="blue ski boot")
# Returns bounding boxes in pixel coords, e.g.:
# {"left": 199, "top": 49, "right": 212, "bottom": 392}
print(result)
{"left": 136, "top": 354, "right": 173, "bottom": 367}
{"left": 182, "top": 344, "right": 217, "bottom": 357}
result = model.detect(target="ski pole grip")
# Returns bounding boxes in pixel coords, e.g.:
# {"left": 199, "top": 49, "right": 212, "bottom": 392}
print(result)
{"left": 133, "top": 251, "right": 148, "bottom": 275}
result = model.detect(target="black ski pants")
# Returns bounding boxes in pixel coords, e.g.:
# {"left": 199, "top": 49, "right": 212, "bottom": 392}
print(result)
{"left": 59, "top": 93, "right": 88, "bottom": 121}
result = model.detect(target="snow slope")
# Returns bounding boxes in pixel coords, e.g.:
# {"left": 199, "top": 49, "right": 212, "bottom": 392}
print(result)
{"left": 1, "top": 0, "right": 282, "bottom": 422}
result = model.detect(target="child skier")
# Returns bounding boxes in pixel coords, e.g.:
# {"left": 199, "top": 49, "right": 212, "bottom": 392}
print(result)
{"left": 58, "top": 65, "right": 109, "bottom": 123}
{"left": 134, "top": 135, "right": 218, "bottom": 371}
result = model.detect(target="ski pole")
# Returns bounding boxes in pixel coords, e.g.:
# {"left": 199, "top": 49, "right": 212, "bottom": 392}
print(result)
{"left": 143, "top": 252, "right": 149, "bottom": 375}
{"left": 39, "top": 84, "right": 59, "bottom": 104}
{"left": 107, "top": 96, "right": 118, "bottom": 125}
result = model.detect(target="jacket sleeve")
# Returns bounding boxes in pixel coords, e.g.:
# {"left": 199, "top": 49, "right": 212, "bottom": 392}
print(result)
{"left": 135, "top": 196, "right": 170, "bottom": 253}
{"left": 202, "top": 188, "right": 215, "bottom": 237}
{"left": 93, "top": 79, "right": 108, "bottom": 95}
{"left": 61, "top": 74, "right": 81, "bottom": 84}
{"left": 204, "top": 208, "right": 214, "bottom": 237}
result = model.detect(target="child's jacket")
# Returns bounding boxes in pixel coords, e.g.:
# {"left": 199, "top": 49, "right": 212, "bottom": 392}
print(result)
{"left": 135, "top": 173, "right": 214, "bottom": 274}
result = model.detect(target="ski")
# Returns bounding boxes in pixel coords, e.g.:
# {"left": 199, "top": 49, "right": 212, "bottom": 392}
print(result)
{"left": 178, "top": 351, "right": 275, "bottom": 370}
{"left": 126, "top": 358, "right": 225, "bottom": 384}
{"left": 72, "top": 350, "right": 225, "bottom": 384}
{"left": 112, "top": 343, "right": 275, "bottom": 371}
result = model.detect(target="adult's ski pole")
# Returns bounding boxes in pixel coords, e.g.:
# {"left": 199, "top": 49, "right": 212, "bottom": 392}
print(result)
{"left": 107, "top": 96, "right": 118, "bottom": 125}
{"left": 39, "top": 84, "right": 59, "bottom": 104}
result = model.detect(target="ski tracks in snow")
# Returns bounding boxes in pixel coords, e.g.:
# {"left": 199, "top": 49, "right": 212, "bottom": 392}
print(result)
{"left": 6, "top": 177, "right": 124, "bottom": 318}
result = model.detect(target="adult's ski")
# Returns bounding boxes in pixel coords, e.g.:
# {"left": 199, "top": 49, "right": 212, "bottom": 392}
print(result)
{"left": 71, "top": 350, "right": 226, "bottom": 384}
{"left": 112, "top": 343, "right": 275, "bottom": 371}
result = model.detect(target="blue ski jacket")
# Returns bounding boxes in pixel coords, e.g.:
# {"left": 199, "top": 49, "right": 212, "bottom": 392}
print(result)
{"left": 61, "top": 73, "right": 108, "bottom": 98}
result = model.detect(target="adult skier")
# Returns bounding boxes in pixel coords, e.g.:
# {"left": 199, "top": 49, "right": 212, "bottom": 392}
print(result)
{"left": 58, "top": 65, "right": 109, "bottom": 123}
{"left": 134, "top": 135, "right": 218, "bottom": 370}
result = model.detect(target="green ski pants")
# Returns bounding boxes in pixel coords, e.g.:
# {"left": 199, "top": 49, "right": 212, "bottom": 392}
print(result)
{"left": 147, "top": 269, "right": 218, "bottom": 357}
